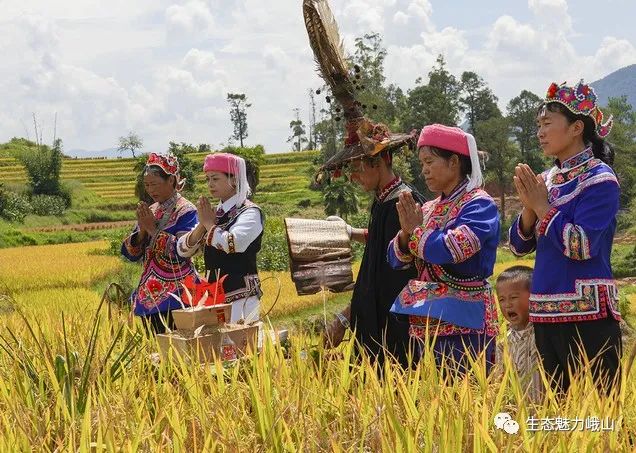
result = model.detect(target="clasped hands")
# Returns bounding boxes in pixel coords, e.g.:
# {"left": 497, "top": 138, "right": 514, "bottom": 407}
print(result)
{"left": 513, "top": 164, "right": 551, "bottom": 221}
{"left": 196, "top": 196, "right": 217, "bottom": 230}
{"left": 136, "top": 202, "right": 157, "bottom": 236}
{"left": 396, "top": 191, "right": 423, "bottom": 247}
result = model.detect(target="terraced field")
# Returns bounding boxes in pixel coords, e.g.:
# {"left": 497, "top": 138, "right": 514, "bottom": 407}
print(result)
{"left": 1, "top": 151, "right": 320, "bottom": 206}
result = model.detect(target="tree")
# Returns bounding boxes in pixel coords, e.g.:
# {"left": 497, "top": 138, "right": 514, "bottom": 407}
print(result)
{"left": 307, "top": 88, "right": 317, "bottom": 150}
{"left": 604, "top": 96, "right": 636, "bottom": 207}
{"left": 322, "top": 178, "right": 359, "bottom": 220}
{"left": 474, "top": 117, "right": 520, "bottom": 224}
{"left": 459, "top": 72, "right": 501, "bottom": 134}
{"left": 402, "top": 55, "right": 461, "bottom": 131}
{"left": 117, "top": 132, "right": 143, "bottom": 158}
{"left": 19, "top": 141, "right": 63, "bottom": 197}
{"left": 198, "top": 143, "right": 212, "bottom": 153}
{"left": 227, "top": 93, "right": 251, "bottom": 147}
{"left": 507, "top": 90, "right": 544, "bottom": 173}
{"left": 314, "top": 88, "right": 343, "bottom": 162}
{"left": 287, "top": 108, "right": 308, "bottom": 152}
{"left": 349, "top": 32, "right": 398, "bottom": 126}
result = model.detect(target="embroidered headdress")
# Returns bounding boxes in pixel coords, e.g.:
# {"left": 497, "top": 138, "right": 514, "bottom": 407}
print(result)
{"left": 544, "top": 80, "right": 613, "bottom": 138}
{"left": 303, "top": 0, "right": 416, "bottom": 180}
{"left": 145, "top": 152, "right": 185, "bottom": 191}
{"left": 417, "top": 124, "right": 484, "bottom": 191}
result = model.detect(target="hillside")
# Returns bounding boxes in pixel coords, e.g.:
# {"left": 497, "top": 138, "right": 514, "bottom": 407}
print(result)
{"left": 592, "top": 64, "right": 636, "bottom": 108}
{"left": 0, "top": 149, "right": 325, "bottom": 247}
{"left": 1, "top": 150, "right": 321, "bottom": 214}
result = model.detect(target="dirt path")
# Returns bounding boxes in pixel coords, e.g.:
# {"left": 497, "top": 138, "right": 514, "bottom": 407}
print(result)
{"left": 27, "top": 220, "right": 135, "bottom": 233}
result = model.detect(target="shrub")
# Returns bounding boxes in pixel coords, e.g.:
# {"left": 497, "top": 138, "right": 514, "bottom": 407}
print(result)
{"left": 30, "top": 195, "right": 67, "bottom": 216}
{"left": 0, "top": 187, "right": 32, "bottom": 222}
{"left": 257, "top": 219, "right": 290, "bottom": 272}
{"left": 297, "top": 199, "right": 311, "bottom": 209}
{"left": 102, "top": 228, "right": 131, "bottom": 257}
{"left": 18, "top": 140, "right": 64, "bottom": 196}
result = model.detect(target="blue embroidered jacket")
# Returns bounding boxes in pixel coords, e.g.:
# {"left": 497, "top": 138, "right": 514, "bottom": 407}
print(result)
{"left": 121, "top": 194, "right": 199, "bottom": 316}
{"left": 387, "top": 179, "right": 500, "bottom": 337}
{"left": 508, "top": 147, "right": 622, "bottom": 323}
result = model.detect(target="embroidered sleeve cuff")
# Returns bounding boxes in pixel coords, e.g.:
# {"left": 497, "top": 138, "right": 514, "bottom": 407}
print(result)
{"left": 515, "top": 214, "right": 535, "bottom": 241}
{"left": 205, "top": 226, "right": 218, "bottom": 246}
{"left": 562, "top": 223, "right": 591, "bottom": 260}
{"left": 177, "top": 231, "right": 201, "bottom": 257}
{"left": 408, "top": 226, "right": 433, "bottom": 259}
{"left": 443, "top": 224, "right": 481, "bottom": 263}
{"left": 537, "top": 207, "right": 559, "bottom": 236}
{"left": 209, "top": 227, "right": 236, "bottom": 253}
{"left": 391, "top": 232, "right": 413, "bottom": 263}
{"left": 123, "top": 236, "right": 142, "bottom": 256}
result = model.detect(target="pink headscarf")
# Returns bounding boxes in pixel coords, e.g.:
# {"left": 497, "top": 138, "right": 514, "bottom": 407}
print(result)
{"left": 417, "top": 124, "right": 483, "bottom": 191}
{"left": 203, "top": 153, "right": 240, "bottom": 175}
{"left": 203, "top": 153, "right": 251, "bottom": 205}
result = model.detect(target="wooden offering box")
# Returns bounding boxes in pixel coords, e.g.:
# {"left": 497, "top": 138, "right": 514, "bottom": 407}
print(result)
{"left": 171, "top": 304, "right": 233, "bottom": 332}
{"left": 156, "top": 323, "right": 259, "bottom": 363}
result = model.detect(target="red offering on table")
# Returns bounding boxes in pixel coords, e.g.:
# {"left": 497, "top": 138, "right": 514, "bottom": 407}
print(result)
{"left": 181, "top": 274, "right": 227, "bottom": 307}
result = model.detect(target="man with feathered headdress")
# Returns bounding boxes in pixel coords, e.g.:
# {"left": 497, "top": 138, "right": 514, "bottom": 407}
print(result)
{"left": 303, "top": 0, "right": 424, "bottom": 368}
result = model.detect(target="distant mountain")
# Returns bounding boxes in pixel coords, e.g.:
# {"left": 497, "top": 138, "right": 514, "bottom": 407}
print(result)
{"left": 66, "top": 147, "right": 123, "bottom": 159}
{"left": 592, "top": 64, "right": 636, "bottom": 108}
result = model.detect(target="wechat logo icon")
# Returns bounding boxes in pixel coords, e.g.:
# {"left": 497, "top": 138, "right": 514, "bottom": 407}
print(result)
{"left": 494, "top": 412, "right": 520, "bottom": 435}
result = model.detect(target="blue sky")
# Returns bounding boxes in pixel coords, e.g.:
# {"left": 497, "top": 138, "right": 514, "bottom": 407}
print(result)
{"left": 0, "top": 0, "right": 634, "bottom": 156}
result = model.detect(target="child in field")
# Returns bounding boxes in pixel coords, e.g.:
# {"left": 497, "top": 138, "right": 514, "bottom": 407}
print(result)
{"left": 495, "top": 265, "right": 543, "bottom": 403}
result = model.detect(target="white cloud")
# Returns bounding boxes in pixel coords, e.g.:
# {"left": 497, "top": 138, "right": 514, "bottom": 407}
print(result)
{"left": 528, "top": 0, "right": 572, "bottom": 32}
{"left": 0, "top": 0, "right": 634, "bottom": 155}
{"left": 393, "top": 11, "right": 409, "bottom": 25}
{"left": 165, "top": 0, "right": 215, "bottom": 38}
{"left": 407, "top": 0, "right": 434, "bottom": 31}
{"left": 587, "top": 37, "right": 636, "bottom": 78}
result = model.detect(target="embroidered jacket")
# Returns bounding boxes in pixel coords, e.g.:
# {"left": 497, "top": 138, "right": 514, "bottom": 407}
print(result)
{"left": 121, "top": 194, "right": 198, "bottom": 316}
{"left": 509, "top": 148, "right": 621, "bottom": 323}
{"left": 387, "top": 179, "right": 500, "bottom": 338}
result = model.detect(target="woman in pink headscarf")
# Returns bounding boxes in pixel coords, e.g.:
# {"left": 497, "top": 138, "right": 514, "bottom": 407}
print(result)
{"left": 387, "top": 124, "right": 500, "bottom": 376}
{"left": 177, "top": 153, "right": 264, "bottom": 323}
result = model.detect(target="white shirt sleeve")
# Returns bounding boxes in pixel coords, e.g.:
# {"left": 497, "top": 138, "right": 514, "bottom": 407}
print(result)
{"left": 211, "top": 208, "right": 263, "bottom": 253}
{"left": 176, "top": 230, "right": 202, "bottom": 258}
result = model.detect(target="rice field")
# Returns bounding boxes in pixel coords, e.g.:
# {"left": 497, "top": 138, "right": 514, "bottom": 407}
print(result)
{"left": 0, "top": 241, "right": 122, "bottom": 293}
{"left": 0, "top": 241, "right": 635, "bottom": 450}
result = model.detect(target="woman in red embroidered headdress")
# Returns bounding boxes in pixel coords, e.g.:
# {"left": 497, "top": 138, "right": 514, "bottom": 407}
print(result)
{"left": 509, "top": 80, "right": 621, "bottom": 395}
{"left": 388, "top": 124, "right": 500, "bottom": 376}
{"left": 121, "top": 153, "right": 198, "bottom": 334}
{"left": 177, "top": 153, "right": 264, "bottom": 324}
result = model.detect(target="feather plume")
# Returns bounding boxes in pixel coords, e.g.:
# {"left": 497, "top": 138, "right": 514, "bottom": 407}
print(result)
{"left": 303, "top": 0, "right": 362, "bottom": 120}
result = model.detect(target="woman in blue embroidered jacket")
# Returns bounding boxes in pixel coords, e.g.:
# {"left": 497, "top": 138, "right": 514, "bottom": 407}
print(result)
{"left": 121, "top": 153, "right": 198, "bottom": 334}
{"left": 509, "top": 80, "right": 622, "bottom": 395}
{"left": 387, "top": 124, "right": 500, "bottom": 375}
{"left": 177, "top": 153, "right": 264, "bottom": 323}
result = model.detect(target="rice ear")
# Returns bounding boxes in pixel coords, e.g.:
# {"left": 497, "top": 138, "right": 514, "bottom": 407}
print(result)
{"left": 167, "top": 292, "right": 186, "bottom": 310}
{"left": 181, "top": 285, "right": 193, "bottom": 308}
{"left": 197, "top": 291, "right": 209, "bottom": 308}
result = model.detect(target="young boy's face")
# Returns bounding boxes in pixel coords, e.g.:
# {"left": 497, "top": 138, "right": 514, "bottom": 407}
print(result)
{"left": 497, "top": 280, "right": 530, "bottom": 330}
